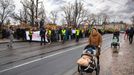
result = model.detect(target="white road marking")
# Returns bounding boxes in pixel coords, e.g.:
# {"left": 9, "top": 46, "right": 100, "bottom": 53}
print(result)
{"left": 0, "top": 44, "right": 86, "bottom": 73}
{"left": 0, "top": 34, "right": 113, "bottom": 73}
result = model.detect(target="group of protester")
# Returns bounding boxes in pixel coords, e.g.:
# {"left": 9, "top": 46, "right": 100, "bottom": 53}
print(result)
{"left": 1, "top": 25, "right": 93, "bottom": 48}
{"left": 28, "top": 26, "right": 91, "bottom": 45}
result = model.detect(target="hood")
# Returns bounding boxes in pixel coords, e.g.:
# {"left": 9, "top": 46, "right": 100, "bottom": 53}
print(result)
{"left": 91, "top": 30, "right": 98, "bottom": 36}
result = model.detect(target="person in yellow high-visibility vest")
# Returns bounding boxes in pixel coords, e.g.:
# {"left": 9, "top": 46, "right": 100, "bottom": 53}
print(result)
{"left": 47, "top": 29, "right": 52, "bottom": 44}
{"left": 28, "top": 28, "right": 33, "bottom": 43}
{"left": 75, "top": 28, "right": 80, "bottom": 42}
{"left": 61, "top": 28, "right": 66, "bottom": 44}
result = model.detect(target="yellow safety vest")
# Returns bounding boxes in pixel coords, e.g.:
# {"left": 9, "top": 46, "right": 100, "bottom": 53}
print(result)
{"left": 29, "top": 31, "right": 33, "bottom": 36}
{"left": 62, "top": 29, "right": 66, "bottom": 35}
{"left": 76, "top": 29, "right": 80, "bottom": 36}
{"left": 48, "top": 30, "right": 52, "bottom": 36}
{"left": 82, "top": 29, "right": 84, "bottom": 33}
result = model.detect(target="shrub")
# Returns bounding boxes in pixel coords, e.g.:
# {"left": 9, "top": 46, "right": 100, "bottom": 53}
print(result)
{"left": 105, "top": 28, "right": 114, "bottom": 33}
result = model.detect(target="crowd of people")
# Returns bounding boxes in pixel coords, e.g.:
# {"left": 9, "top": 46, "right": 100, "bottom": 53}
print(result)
{"left": 1, "top": 26, "right": 27, "bottom": 40}
{"left": 37, "top": 26, "right": 91, "bottom": 45}
{"left": 1, "top": 24, "right": 134, "bottom": 48}
{"left": 1, "top": 25, "right": 93, "bottom": 47}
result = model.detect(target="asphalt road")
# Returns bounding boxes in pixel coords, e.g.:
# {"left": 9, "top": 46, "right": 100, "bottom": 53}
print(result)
{"left": 0, "top": 34, "right": 119, "bottom": 75}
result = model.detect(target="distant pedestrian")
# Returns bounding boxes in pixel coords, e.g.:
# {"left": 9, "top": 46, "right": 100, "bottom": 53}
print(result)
{"left": 113, "top": 28, "right": 120, "bottom": 42}
{"left": 7, "top": 26, "right": 14, "bottom": 48}
{"left": 68, "top": 28, "right": 72, "bottom": 40}
{"left": 22, "top": 28, "right": 26, "bottom": 41}
{"left": 61, "top": 28, "right": 66, "bottom": 44}
{"left": 124, "top": 28, "right": 129, "bottom": 40}
{"left": 55, "top": 28, "right": 59, "bottom": 42}
{"left": 72, "top": 28, "right": 76, "bottom": 39}
{"left": 128, "top": 27, "right": 134, "bottom": 44}
{"left": 16, "top": 27, "right": 21, "bottom": 40}
{"left": 28, "top": 28, "right": 33, "bottom": 43}
{"left": 40, "top": 19, "right": 44, "bottom": 28}
{"left": 58, "top": 28, "right": 62, "bottom": 42}
{"left": 75, "top": 28, "right": 80, "bottom": 42}
{"left": 47, "top": 28, "right": 52, "bottom": 44}
{"left": 40, "top": 27, "right": 46, "bottom": 45}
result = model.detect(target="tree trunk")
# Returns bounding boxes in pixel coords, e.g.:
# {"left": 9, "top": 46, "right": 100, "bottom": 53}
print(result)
{"left": 31, "top": 0, "right": 35, "bottom": 26}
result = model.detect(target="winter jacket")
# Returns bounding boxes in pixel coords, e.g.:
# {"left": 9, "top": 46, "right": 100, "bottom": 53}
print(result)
{"left": 88, "top": 30, "right": 102, "bottom": 47}
{"left": 128, "top": 27, "right": 134, "bottom": 37}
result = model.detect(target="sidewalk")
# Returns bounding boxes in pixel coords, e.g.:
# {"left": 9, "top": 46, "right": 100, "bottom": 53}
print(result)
{"left": 100, "top": 39, "right": 134, "bottom": 75}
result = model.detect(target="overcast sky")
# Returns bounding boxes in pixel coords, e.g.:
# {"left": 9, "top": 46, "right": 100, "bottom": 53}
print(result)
{"left": 14, "top": 0, "right": 134, "bottom": 24}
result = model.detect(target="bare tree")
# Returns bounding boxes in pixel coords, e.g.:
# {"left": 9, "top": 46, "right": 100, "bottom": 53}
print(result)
{"left": 35, "top": 0, "right": 39, "bottom": 19}
{"left": 12, "top": 1, "right": 30, "bottom": 24}
{"left": 12, "top": 11, "right": 23, "bottom": 22}
{"left": 74, "top": 0, "right": 84, "bottom": 26}
{"left": 49, "top": 11, "right": 58, "bottom": 24}
{"left": 20, "top": 0, "right": 35, "bottom": 26}
{"left": 103, "top": 14, "right": 110, "bottom": 30}
{"left": 0, "top": 0, "right": 15, "bottom": 29}
{"left": 61, "top": 3, "right": 74, "bottom": 26}
{"left": 23, "top": 6, "right": 29, "bottom": 23}
{"left": 84, "top": 14, "right": 96, "bottom": 28}
{"left": 38, "top": 2, "right": 47, "bottom": 27}
{"left": 20, "top": 0, "right": 46, "bottom": 26}
{"left": 61, "top": 0, "right": 89, "bottom": 27}
{"left": 12, "top": 9, "right": 28, "bottom": 23}
{"left": 38, "top": 3, "right": 46, "bottom": 20}
{"left": 97, "top": 13, "right": 110, "bottom": 29}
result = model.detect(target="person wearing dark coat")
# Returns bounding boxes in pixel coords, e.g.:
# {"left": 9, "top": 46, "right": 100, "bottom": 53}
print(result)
{"left": 2, "top": 28, "right": 6, "bottom": 39}
{"left": 40, "top": 27, "right": 46, "bottom": 45}
{"left": 113, "top": 29, "right": 120, "bottom": 42}
{"left": 22, "top": 28, "right": 26, "bottom": 41}
{"left": 128, "top": 27, "right": 134, "bottom": 44}
{"left": 40, "top": 19, "right": 44, "bottom": 28}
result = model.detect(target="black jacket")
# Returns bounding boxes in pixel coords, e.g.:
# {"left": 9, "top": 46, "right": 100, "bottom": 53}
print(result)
{"left": 113, "top": 31, "right": 120, "bottom": 37}
{"left": 128, "top": 27, "right": 134, "bottom": 37}
{"left": 40, "top": 28, "right": 46, "bottom": 37}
